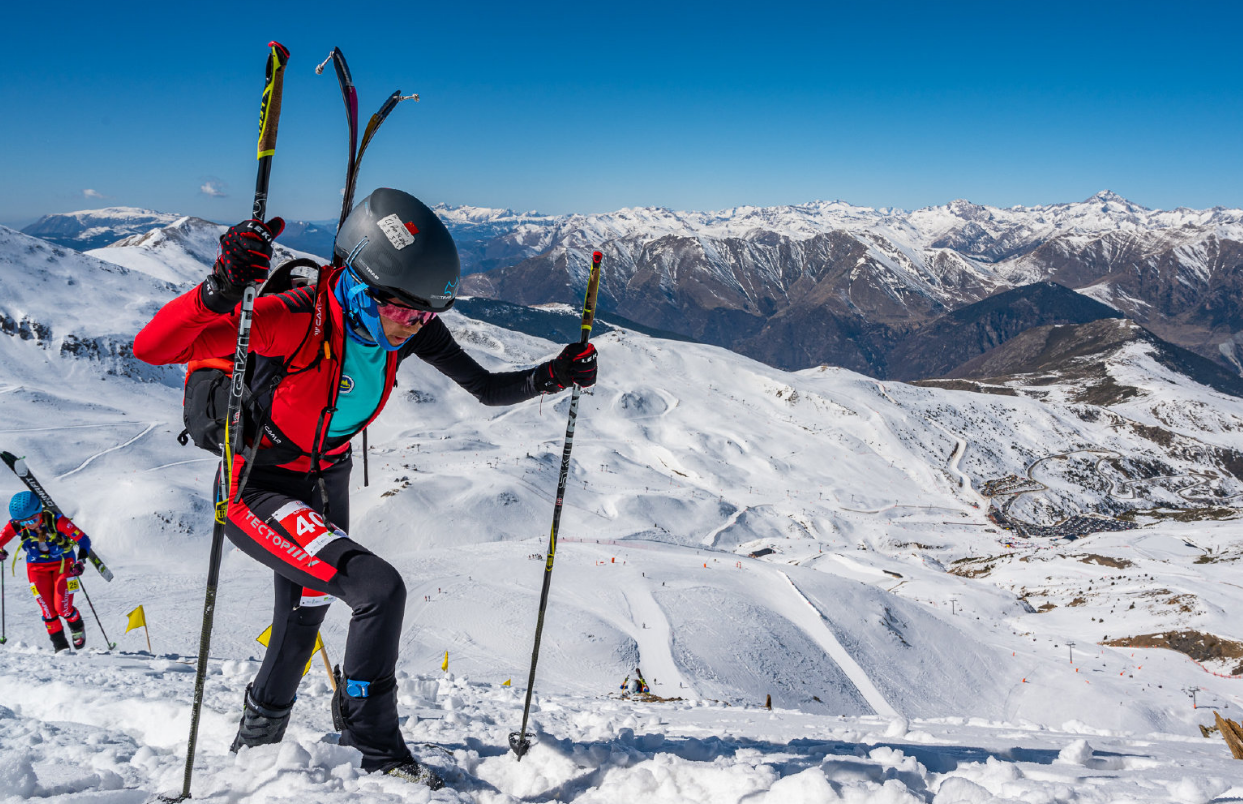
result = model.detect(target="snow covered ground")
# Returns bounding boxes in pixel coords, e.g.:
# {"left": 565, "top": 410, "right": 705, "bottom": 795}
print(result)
{"left": 4, "top": 640, "right": 1243, "bottom": 803}
{"left": 2, "top": 223, "right": 1243, "bottom": 801}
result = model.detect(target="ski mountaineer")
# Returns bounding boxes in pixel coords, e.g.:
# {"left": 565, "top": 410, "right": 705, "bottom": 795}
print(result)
{"left": 0, "top": 492, "right": 92, "bottom": 651}
{"left": 133, "top": 188, "right": 599, "bottom": 787}
{"left": 620, "top": 667, "right": 649, "bottom": 695}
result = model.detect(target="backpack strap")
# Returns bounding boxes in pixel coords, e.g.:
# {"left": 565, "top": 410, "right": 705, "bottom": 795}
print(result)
{"left": 232, "top": 263, "right": 337, "bottom": 502}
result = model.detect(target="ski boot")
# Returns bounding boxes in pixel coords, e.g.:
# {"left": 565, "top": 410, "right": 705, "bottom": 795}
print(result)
{"left": 332, "top": 667, "right": 435, "bottom": 783}
{"left": 48, "top": 629, "right": 70, "bottom": 653}
{"left": 68, "top": 617, "right": 86, "bottom": 650}
{"left": 384, "top": 759, "right": 445, "bottom": 790}
{"left": 229, "top": 684, "right": 294, "bottom": 752}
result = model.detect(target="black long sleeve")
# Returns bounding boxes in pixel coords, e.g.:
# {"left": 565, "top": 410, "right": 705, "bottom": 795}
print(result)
{"left": 401, "top": 317, "right": 543, "bottom": 406}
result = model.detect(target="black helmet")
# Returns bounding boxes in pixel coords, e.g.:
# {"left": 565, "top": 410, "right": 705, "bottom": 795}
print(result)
{"left": 333, "top": 188, "right": 460, "bottom": 312}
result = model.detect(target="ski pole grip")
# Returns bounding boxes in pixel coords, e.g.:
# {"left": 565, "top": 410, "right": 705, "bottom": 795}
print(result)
{"left": 256, "top": 42, "right": 290, "bottom": 160}
{"left": 253, "top": 41, "right": 289, "bottom": 222}
{"left": 579, "top": 251, "right": 604, "bottom": 344}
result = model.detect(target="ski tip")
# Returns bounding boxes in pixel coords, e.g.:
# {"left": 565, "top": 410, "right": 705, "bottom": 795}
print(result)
{"left": 268, "top": 41, "right": 290, "bottom": 60}
{"left": 592, "top": 251, "right": 603, "bottom": 262}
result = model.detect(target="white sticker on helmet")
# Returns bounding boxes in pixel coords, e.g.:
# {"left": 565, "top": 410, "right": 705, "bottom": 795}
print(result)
{"left": 377, "top": 213, "right": 416, "bottom": 250}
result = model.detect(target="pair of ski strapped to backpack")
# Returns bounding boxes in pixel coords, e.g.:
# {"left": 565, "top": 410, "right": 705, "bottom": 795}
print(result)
{"left": 178, "top": 47, "right": 419, "bottom": 508}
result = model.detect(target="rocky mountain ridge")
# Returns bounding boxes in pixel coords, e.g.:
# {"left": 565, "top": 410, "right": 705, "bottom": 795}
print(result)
{"left": 24, "top": 194, "right": 1243, "bottom": 381}
{"left": 459, "top": 192, "right": 1243, "bottom": 377}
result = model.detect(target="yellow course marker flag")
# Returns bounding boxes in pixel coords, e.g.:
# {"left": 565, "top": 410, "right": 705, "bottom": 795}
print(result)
{"left": 502, "top": 679, "right": 511, "bottom": 687}
{"left": 256, "top": 625, "right": 321, "bottom": 676}
{"left": 125, "top": 605, "right": 146, "bottom": 633}
{"left": 442, "top": 650, "right": 449, "bottom": 672}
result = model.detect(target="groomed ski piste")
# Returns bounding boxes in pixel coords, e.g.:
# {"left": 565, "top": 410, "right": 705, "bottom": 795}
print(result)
{"left": 3, "top": 222, "right": 1243, "bottom": 802}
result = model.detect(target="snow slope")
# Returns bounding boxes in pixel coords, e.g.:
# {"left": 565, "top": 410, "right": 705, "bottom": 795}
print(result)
{"left": 86, "top": 216, "right": 323, "bottom": 286}
{"left": 20, "top": 207, "right": 184, "bottom": 251}
{"left": 2, "top": 224, "right": 1243, "bottom": 801}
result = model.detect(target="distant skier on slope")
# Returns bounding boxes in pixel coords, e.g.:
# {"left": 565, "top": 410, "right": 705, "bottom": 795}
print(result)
{"left": 0, "top": 492, "right": 91, "bottom": 651}
{"left": 134, "top": 189, "right": 598, "bottom": 788}
{"left": 620, "top": 667, "right": 649, "bottom": 695}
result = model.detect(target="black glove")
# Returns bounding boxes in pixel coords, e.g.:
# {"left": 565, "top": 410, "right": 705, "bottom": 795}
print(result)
{"left": 68, "top": 560, "right": 85, "bottom": 578}
{"left": 79, "top": 548, "right": 90, "bottom": 563}
{"left": 201, "top": 217, "right": 285, "bottom": 314}
{"left": 536, "top": 343, "right": 598, "bottom": 392}
{"left": 0, "top": 548, "right": 7, "bottom": 562}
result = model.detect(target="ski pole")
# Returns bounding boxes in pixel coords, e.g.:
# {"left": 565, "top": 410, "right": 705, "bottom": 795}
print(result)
{"left": 76, "top": 577, "right": 115, "bottom": 650}
{"left": 1, "top": 565, "right": 6, "bottom": 645}
{"left": 510, "top": 250, "right": 603, "bottom": 760}
{"left": 169, "top": 40, "right": 289, "bottom": 804}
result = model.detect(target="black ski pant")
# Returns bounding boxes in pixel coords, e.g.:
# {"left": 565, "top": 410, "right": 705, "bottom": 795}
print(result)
{"left": 223, "top": 453, "right": 411, "bottom": 770}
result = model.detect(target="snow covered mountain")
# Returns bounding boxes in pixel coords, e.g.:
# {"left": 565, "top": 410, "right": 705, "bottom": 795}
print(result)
{"left": 86, "top": 216, "right": 321, "bottom": 286}
{"left": 434, "top": 204, "right": 562, "bottom": 276}
{"left": 30, "top": 193, "right": 1243, "bottom": 381}
{"left": 21, "top": 207, "right": 184, "bottom": 251}
{"left": 4, "top": 222, "right": 1243, "bottom": 801}
{"left": 24, "top": 206, "right": 336, "bottom": 261}
{"left": 460, "top": 192, "right": 1243, "bottom": 377}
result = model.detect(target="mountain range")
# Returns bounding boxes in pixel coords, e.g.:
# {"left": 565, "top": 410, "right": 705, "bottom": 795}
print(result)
{"left": 453, "top": 192, "right": 1243, "bottom": 378}
{"left": 22, "top": 193, "right": 1243, "bottom": 388}
{"left": 23, "top": 208, "right": 337, "bottom": 258}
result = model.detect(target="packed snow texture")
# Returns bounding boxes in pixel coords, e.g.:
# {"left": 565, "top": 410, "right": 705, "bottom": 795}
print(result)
{"left": 1, "top": 222, "right": 1242, "bottom": 801}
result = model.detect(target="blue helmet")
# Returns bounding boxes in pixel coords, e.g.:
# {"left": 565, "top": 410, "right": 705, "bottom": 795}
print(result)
{"left": 9, "top": 491, "right": 42, "bottom": 522}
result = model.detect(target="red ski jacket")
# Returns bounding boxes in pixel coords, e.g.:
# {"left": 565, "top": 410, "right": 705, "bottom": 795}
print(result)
{"left": 134, "top": 268, "right": 542, "bottom": 473}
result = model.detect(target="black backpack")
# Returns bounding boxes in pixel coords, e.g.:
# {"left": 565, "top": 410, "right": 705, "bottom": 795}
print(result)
{"left": 177, "top": 259, "right": 322, "bottom": 454}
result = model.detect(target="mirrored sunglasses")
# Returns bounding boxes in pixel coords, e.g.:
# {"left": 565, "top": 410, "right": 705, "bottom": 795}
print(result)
{"left": 19, "top": 514, "right": 41, "bottom": 528}
{"left": 376, "top": 301, "right": 436, "bottom": 327}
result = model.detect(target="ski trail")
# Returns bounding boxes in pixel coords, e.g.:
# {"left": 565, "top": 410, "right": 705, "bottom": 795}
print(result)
{"left": 57, "top": 423, "right": 159, "bottom": 479}
{"left": 618, "top": 575, "right": 696, "bottom": 697}
{"left": 142, "top": 457, "right": 218, "bottom": 473}
{"left": 775, "top": 570, "right": 899, "bottom": 718}
{"left": 0, "top": 422, "right": 145, "bottom": 434}
{"left": 701, "top": 505, "right": 747, "bottom": 547}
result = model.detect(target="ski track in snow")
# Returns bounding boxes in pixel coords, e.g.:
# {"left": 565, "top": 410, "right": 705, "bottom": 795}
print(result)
{"left": 55, "top": 422, "right": 159, "bottom": 479}
{"left": 141, "top": 457, "right": 219, "bottom": 473}
{"left": 701, "top": 505, "right": 747, "bottom": 548}
{"left": 616, "top": 568, "right": 695, "bottom": 697}
{"left": 776, "top": 570, "right": 899, "bottom": 718}
{"left": 0, "top": 422, "right": 146, "bottom": 435}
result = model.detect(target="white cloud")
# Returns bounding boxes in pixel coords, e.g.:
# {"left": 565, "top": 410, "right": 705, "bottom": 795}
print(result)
{"left": 200, "top": 181, "right": 228, "bottom": 198}
{"left": 82, "top": 189, "right": 106, "bottom": 199}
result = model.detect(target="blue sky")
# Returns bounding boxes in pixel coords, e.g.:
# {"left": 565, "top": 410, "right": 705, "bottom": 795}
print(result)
{"left": 3, "top": 1, "right": 1241, "bottom": 225}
